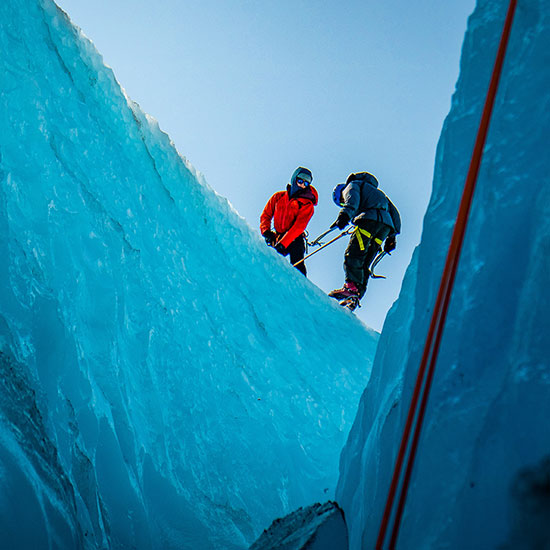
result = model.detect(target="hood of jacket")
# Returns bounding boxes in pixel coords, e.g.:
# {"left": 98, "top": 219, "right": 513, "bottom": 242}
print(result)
{"left": 289, "top": 167, "right": 314, "bottom": 197}
{"left": 291, "top": 166, "right": 313, "bottom": 186}
{"left": 346, "top": 171, "right": 379, "bottom": 188}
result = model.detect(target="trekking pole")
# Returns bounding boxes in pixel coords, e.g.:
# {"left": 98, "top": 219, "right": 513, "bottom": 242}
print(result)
{"left": 308, "top": 226, "right": 338, "bottom": 247}
{"left": 293, "top": 227, "right": 353, "bottom": 267}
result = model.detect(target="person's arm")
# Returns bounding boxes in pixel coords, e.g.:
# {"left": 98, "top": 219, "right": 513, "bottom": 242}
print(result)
{"left": 278, "top": 203, "right": 314, "bottom": 248}
{"left": 330, "top": 182, "right": 360, "bottom": 229}
{"left": 384, "top": 199, "right": 401, "bottom": 253}
{"left": 388, "top": 199, "right": 401, "bottom": 235}
{"left": 340, "top": 182, "right": 361, "bottom": 219}
{"left": 260, "top": 192, "right": 283, "bottom": 235}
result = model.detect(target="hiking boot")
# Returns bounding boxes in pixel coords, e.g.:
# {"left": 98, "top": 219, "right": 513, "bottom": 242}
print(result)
{"left": 328, "top": 281, "right": 360, "bottom": 300}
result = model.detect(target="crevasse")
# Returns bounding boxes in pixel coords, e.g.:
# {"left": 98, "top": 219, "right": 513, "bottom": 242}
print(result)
{"left": 336, "top": 1, "right": 550, "bottom": 549}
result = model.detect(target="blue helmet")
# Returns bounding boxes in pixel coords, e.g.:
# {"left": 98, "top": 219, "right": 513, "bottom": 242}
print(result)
{"left": 332, "top": 183, "right": 346, "bottom": 207}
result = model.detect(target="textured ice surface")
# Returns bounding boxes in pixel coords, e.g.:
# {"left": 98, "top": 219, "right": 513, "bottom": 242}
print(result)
{"left": 250, "top": 501, "right": 348, "bottom": 550}
{"left": 336, "top": 1, "right": 550, "bottom": 549}
{"left": 0, "top": 1, "right": 378, "bottom": 548}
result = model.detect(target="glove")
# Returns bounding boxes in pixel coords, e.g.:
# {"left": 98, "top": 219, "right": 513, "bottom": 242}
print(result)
{"left": 384, "top": 235, "right": 396, "bottom": 253}
{"left": 262, "top": 230, "right": 277, "bottom": 246}
{"left": 330, "top": 212, "right": 350, "bottom": 230}
{"left": 275, "top": 242, "right": 289, "bottom": 256}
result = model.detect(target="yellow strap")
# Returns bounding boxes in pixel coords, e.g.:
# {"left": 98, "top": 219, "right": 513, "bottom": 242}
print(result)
{"left": 354, "top": 227, "right": 383, "bottom": 251}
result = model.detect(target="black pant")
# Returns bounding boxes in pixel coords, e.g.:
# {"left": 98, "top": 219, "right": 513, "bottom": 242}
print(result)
{"left": 344, "top": 219, "right": 391, "bottom": 298}
{"left": 278, "top": 235, "right": 307, "bottom": 276}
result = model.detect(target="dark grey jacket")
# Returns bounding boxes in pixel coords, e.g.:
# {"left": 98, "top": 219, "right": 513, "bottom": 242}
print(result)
{"left": 340, "top": 173, "right": 401, "bottom": 235}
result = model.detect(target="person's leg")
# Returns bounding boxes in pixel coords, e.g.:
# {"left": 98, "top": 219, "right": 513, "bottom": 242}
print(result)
{"left": 344, "top": 219, "right": 381, "bottom": 296}
{"left": 327, "top": 231, "right": 368, "bottom": 301}
{"left": 287, "top": 235, "right": 307, "bottom": 276}
{"left": 359, "top": 223, "right": 391, "bottom": 298}
{"left": 331, "top": 221, "right": 391, "bottom": 304}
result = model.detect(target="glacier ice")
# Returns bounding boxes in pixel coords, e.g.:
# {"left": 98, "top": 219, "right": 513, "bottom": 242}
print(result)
{"left": 4, "top": 0, "right": 549, "bottom": 548}
{"left": 0, "top": 0, "right": 379, "bottom": 548}
{"left": 249, "top": 501, "right": 348, "bottom": 550}
{"left": 336, "top": 1, "right": 550, "bottom": 549}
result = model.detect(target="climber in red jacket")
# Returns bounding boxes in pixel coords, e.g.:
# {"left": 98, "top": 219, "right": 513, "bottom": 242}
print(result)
{"left": 260, "top": 167, "right": 318, "bottom": 276}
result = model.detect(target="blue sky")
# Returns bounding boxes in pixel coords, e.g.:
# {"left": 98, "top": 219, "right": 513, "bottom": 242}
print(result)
{"left": 56, "top": 0, "right": 475, "bottom": 331}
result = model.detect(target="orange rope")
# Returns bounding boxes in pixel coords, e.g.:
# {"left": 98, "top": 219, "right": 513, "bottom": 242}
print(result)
{"left": 376, "top": 1, "right": 518, "bottom": 547}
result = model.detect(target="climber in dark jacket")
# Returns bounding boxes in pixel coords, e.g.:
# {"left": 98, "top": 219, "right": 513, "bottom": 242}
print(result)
{"left": 328, "top": 172, "right": 401, "bottom": 310}
{"left": 260, "top": 167, "right": 318, "bottom": 276}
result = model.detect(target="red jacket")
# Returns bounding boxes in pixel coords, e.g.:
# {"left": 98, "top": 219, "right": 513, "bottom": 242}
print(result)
{"left": 260, "top": 185, "right": 318, "bottom": 248}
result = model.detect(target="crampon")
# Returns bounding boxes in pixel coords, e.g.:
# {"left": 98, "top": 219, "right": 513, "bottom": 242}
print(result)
{"left": 339, "top": 296, "right": 360, "bottom": 312}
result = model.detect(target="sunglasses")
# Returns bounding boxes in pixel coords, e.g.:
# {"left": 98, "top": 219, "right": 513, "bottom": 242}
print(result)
{"left": 296, "top": 178, "right": 311, "bottom": 186}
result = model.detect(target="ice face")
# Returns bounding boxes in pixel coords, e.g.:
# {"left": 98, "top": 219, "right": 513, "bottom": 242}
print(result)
{"left": 336, "top": 1, "right": 550, "bottom": 549}
{"left": 0, "top": 1, "right": 378, "bottom": 548}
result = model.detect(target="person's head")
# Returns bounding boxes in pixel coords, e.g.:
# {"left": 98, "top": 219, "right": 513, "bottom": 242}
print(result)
{"left": 290, "top": 167, "right": 313, "bottom": 196}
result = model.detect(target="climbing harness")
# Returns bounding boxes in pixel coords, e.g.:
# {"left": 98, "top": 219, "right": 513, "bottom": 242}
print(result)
{"left": 298, "top": 227, "right": 389, "bottom": 279}
{"left": 375, "top": 1, "right": 518, "bottom": 548}
{"left": 354, "top": 226, "right": 383, "bottom": 251}
{"left": 293, "top": 227, "right": 353, "bottom": 268}
{"left": 303, "top": 230, "right": 310, "bottom": 254}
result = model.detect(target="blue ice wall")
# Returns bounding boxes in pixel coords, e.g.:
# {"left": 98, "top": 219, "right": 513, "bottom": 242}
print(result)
{"left": 337, "top": 1, "right": 550, "bottom": 549}
{"left": 0, "top": 1, "right": 379, "bottom": 548}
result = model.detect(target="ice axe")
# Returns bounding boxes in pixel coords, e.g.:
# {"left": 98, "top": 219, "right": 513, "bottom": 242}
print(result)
{"left": 293, "top": 227, "right": 353, "bottom": 268}
{"left": 308, "top": 226, "right": 338, "bottom": 247}
{"left": 370, "top": 250, "right": 388, "bottom": 279}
